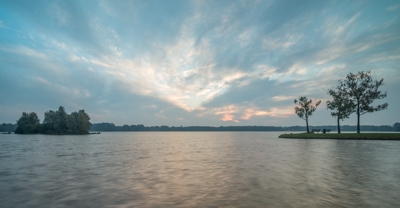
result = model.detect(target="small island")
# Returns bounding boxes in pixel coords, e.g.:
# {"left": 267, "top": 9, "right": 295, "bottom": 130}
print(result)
{"left": 15, "top": 106, "right": 91, "bottom": 135}
{"left": 279, "top": 132, "right": 400, "bottom": 140}
{"left": 284, "top": 71, "right": 399, "bottom": 140}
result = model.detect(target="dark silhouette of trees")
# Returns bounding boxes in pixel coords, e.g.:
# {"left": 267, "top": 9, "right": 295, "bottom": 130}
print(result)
{"left": 57, "top": 106, "right": 68, "bottom": 133}
{"left": 67, "top": 110, "right": 91, "bottom": 134}
{"left": 88, "top": 122, "right": 400, "bottom": 132}
{"left": 339, "top": 71, "right": 388, "bottom": 133}
{"left": 0, "top": 123, "right": 17, "bottom": 132}
{"left": 15, "top": 112, "right": 41, "bottom": 134}
{"left": 76, "top": 110, "right": 91, "bottom": 133}
{"left": 15, "top": 106, "right": 91, "bottom": 134}
{"left": 327, "top": 85, "right": 355, "bottom": 133}
{"left": 394, "top": 123, "right": 400, "bottom": 131}
{"left": 294, "top": 96, "right": 321, "bottom": 133}
{"left": 42, "top": 110, "right": 57, "bottom": 133}
{"left": 90, "top": 122, "right": 117, "bottom": 131}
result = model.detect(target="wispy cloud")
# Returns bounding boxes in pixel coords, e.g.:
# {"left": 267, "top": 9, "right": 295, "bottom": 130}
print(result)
{"left": 272, "top": 96, "right": 296, "bottom": 102}
{"left": 387, "top": 4, "right": 400, "bottom": 11}
{"left": 0, "top": 0, "right": 399, "bottom": 126}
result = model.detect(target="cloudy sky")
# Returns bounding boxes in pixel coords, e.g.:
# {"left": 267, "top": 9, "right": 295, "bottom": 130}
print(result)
{"left": 1, "top": 0, "right": 399, "bottom": 127}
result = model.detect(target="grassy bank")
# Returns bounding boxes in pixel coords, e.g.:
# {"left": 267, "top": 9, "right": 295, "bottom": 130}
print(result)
{"left": 279, "top": 132, "right": 400, "bottom": 140}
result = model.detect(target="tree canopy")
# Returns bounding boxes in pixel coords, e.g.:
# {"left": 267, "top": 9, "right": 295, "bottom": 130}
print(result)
{"left": 294, "top": 96, "right": 321, "bottom": 133}
{"left": 15, "top": 112, "right": 41, "bottom": 134}
{"left": 339, "top": 71, "right": 388, "bottom": 133}
{"left": 326, "top": 85, "right": 355, "bottom": 133}
{"left": 15, "top": 106, "right": 92, "bottom": 135}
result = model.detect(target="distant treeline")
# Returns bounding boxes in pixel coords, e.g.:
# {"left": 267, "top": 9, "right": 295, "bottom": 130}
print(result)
{"left": 0, "top": 123, "right": 16, "bottom": 132}
{"left": 90, "top": 122, "right": 400, "bottom": 132}
{"left": 2, "top": 122, "right": 399, "bottom": 133}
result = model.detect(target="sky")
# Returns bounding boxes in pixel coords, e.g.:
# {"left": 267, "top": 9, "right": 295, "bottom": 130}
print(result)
{"left": 0, "top": 0, "right": 399, "bottom": 127}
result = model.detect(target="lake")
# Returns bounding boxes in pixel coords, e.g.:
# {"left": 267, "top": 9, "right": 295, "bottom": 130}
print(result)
{"left": 1, "top": 132, "right": 399, "bottom": 207}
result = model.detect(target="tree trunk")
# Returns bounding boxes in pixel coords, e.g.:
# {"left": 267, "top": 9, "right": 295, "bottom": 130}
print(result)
{"left": 306, "top": 115, "right": 309, "bottom": 133}
{"left": 337, "top": 117, "right": 341, "bottom": 134}
{"left": 357, "top": 101, "right": 360, "bottom": 134}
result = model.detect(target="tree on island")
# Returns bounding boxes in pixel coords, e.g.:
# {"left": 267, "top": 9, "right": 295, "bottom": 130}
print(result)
{"left": 339, "top": 71, "right": 388, "bottom": 134}
{"left": 67, "top": 110, "right": 91, "bottom": 134}
{"left": 42, "top": 110, "right": 57, "bottom": 133}
{"left": 15, "top": 106, "right": 92, "bottom": 134}
{"left": 15, "top": 112, "right": 41, "bottom": 134}
{"left": 294, "top": 96, "right": 321, "bottom": 133}
{"left": 326, "top": 85, "right": 355, "bottom": 134}
{"left": 42, "top": 106, "right": 68, "bottom": 134}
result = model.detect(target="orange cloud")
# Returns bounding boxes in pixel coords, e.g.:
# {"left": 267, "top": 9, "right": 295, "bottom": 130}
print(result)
{"left": 241, "top": 107, "right": 294, "bottom": 120}
{"left": 214, "top": 105, "right": 239, "bottom": 122}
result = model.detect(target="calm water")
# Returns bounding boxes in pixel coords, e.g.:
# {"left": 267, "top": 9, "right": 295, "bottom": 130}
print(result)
{"left": 1, "top": 132, "right": 399, "bottom": 207}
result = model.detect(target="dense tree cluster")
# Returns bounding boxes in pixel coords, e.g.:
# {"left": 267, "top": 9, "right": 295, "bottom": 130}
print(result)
{"left": 394, "top": 123, "right": 400, "bottom": 131}
{"left": 15, "top": 106, "right": 91, "bottom": 134}
{"left": 15, "top": 112, "right": 41, "bottom": 134}
{"left": 0, "top": 123, "right": 17, "bottom": 132}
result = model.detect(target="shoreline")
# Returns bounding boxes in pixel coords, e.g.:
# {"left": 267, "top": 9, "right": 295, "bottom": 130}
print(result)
{"left": 279, "top": 133, "right": 400, "bottom": 140}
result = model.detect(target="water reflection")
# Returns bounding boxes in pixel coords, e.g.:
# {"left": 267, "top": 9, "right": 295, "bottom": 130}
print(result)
{"left": 0, "top": 132, "right": 399, "bottom": 207}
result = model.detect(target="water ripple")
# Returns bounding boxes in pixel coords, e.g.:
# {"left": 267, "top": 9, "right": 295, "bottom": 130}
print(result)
{"left": 0, "top": 132, "right": 399, "bottom": 207}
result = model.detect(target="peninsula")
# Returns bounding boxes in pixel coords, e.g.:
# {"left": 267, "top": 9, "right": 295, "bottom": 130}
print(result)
{"left": 279, "top": 132, "right": 400, "bottom": 140}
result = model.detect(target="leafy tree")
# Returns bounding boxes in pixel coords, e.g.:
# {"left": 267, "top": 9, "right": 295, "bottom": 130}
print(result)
{"left": 14, "top": 106, "right": 91, "bottom": 135}
{"left": 339, "top": 71, "right": 388, "bottom": 133}
{"left": 42, "top": 107, "right": 91, "bottom": 134}
{"left": 56, "top": 106, "right": 68, "bottom": 133}
{"left": 42, "top": 110, "right": 57, "bottom": 133}
{"left": 67, "top": 112, "right": 79, "bottom": 133}
{"left": 294, "top": 96, "right": 321, "bottom": 133}
{"left": 76, "top": 110, "right": 91, "bottom": 133}
{"left": 327, "top": 85, "right": 355, "bottom": 133}
{"left": 15, "top": 112, "right": 40, "bottom": 134}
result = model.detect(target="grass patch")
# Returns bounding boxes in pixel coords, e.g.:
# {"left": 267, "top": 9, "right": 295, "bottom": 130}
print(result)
{"left": 279, "top": 132, "right": 400, "bottom": 140}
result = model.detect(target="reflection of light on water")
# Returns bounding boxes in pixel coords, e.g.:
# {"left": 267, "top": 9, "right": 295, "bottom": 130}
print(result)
{"left": 124, "top": 132, "right": 240, "bottom": 207}
{"left": 1, "top": 132, "right": 400, "bottom": 207}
